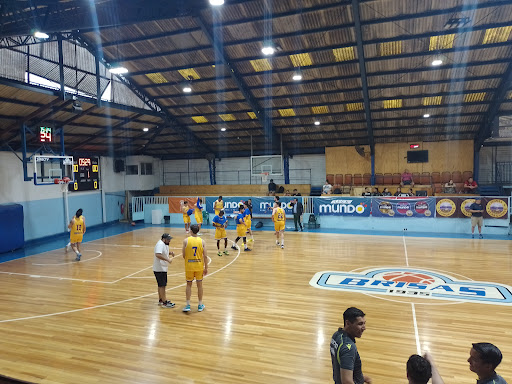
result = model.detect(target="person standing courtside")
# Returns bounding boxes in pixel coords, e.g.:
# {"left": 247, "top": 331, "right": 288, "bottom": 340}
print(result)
{"left": 291, "top": 198, "right": 303, "bottom": 231}
{"left": 469, "top": 198, "right": 484, "bottom": 239}
{"left": 330, "top": 307, "right": 372, "bottom": 384}
{"left": 182, "top": 224, "right": 208, "bottom": 312}
{"left": 468, "top": 343, "right": 507, "bottom": 384}
{"left": 213, "top": 210, "right": 229, "bottom": 256}
{"left": 153, "top": 233, "right": 175, "bottom": 308}
{"left": 68, "top": 208, "right": 86, "bottom": 261}
{"left": 214, "top": 196, "right": 224, "bottom": 216}
{"left": 272, "top": 201, "right": 286, "bottom": 248}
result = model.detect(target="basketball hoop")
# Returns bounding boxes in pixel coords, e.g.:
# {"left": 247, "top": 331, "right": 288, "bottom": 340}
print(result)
{"left": 260, "top": 172, "right": 269, "bottom": 183}
{"left": 55, "top": 177, "right": 71, "bottom": 193}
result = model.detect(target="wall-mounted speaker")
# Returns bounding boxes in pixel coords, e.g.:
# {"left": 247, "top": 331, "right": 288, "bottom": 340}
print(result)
{"left": 114, "top": 159, "right": 125, "bottom": 173}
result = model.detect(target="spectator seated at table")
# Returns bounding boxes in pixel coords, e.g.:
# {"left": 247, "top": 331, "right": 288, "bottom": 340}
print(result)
{"left": 443, "top": 179, "right": 457, "bottom": 194}
{"left": 464, "top": 177, "right": 478, "bottom": 193}
{"left": 268, "top": 179, "right": 277, "bottom": 195}
{"left": 292, "top": 189, "right": 301, "bottom": 196}
{"left": 322, "top": 180, "right": 333, "bottom": 195}
{"left": 372, "top": 187, "right": 381, "bottom": 196}
{"left": 284, "top": 190, "right": 291, "bottom": 196}
{"left": 362, "top": 187, "right": 372, "bottom": 197}
{"left": 407, "top": 188, "right": 414, "bottom": 196}
{"left": 394, "top": 187, "right": 403, "bottom": 196}
{"left": 400, "top": 169, "right": 415, "bottom": 187}
{"left": 382, "top": 187, "right": 392, "bottom": 196}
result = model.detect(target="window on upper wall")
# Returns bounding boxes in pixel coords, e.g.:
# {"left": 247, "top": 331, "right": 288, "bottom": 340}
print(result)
{"left": 141, "top": 163, "right": 153, "bottom": 175}
{"left": 126, "top": 165, "right": 138, "bottom": 175}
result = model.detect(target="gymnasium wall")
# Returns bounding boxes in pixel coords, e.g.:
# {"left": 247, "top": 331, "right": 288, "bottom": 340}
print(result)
{"left": 162, "top": 154, "right": 326, "bottom": 186}
{"left": 478, "top": 145, "right": 512, "bottom": 183}
{"left": 0, "top": 152, "right": 128, "bottom": 242}
{"left": 326, "top": 140, "right": 474, "bottom": 175}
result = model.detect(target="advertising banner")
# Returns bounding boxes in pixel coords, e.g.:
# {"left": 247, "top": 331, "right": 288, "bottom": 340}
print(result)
{"left": 313, "top": 197, "right": 371, "bottom": 217}
{"left": 204, "top": 196, "right": 249, "bottom": 215}
{"left": 251, "top": 196, "right": 296, "bottom": 215}
{"left": 372, "top": 197, "right": 435, "bottom": 218}
{"left": 168, "top": 197, "right": 197, "bottom": 214}
{"left": 436, "top": 197, "right": 509, "bottom": 219}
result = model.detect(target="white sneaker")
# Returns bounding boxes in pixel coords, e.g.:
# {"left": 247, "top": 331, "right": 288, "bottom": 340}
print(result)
{"left": 281, "top": 244, "right": 284, "bottom": 249}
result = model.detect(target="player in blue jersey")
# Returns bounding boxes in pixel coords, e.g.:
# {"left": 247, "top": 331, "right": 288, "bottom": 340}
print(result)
{"left": 212, "top": 210, "right": 229, "bottom": 256}
{"left": 243, "top": 201, "right": 254, "bottom": 243}
{"left": 231, "top": 206, "right": 251, "bottom": 252}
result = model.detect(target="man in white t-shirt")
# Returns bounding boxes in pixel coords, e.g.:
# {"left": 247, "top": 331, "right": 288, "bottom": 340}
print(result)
{"left": 153, "top": 233, "right": 176, "bottom": 308}
{"left": 323, "top": 180, "right": 333, "bottom": 195}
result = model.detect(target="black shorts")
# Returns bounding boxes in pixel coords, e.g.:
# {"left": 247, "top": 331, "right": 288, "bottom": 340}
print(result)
{"left": 154, "top": 271, "right": 167, "bottom": 287}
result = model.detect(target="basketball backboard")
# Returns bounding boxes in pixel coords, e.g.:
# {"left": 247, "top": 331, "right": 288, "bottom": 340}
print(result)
{"left": 251, "top": 155, "right": 283, "bottom": 177}
{"left": 33, "top": 155, "right": 75, "bottom": 185}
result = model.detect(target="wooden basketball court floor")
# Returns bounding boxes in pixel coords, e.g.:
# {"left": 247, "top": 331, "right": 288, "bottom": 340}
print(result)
{"left": 0, "top": 227, "right": 510, "bottom": 384}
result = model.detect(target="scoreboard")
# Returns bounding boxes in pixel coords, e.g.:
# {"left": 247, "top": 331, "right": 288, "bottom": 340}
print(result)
{"left": 69, "top": 157, "right": 99, "bottom": 192}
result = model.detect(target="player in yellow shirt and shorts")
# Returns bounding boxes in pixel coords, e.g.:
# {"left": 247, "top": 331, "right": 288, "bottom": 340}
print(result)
{"left": 214, "top": 196, "right": 224, "bottom": 216}
{"left": 272, "top": 202, "right": 286, "bottom": 249}
{"left": 68, "top": 208, "right": 86, "bottom": 261}
{"left": 212, "top": 210, "right": 229, "bottom": 256}
{"left": 181, "top": 201, "right": 193, "bottom": 233}
{"left": 194, "top": 197, "right": 203, "bottom": 232}
{"left": 231, "top": 206, "right": 251, "bottom": 252}
{"left": 182, "top": 225, "right": 208, "bottom": 312}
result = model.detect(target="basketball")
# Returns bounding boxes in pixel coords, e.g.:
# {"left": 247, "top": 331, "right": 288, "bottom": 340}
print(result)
{"left": 382, "top": 271, "right": 436, "bottom": 285}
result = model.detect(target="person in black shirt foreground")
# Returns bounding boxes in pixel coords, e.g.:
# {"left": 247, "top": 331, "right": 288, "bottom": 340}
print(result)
{"left": 469, "top": 198, "right": 484, "bottom": 239}
{"left": 330, "top": 307, "right": 371, "bottom": 384}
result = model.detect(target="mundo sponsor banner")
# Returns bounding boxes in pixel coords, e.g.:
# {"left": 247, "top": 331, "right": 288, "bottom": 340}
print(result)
{"left": 313, "top": 197, "right": 371, "bottom": 216}
{"left": 251, "top": 196, "right": 296, "bottom": 215}
{"left": 204, "top": 196, "right": 249, "bottom": 215}
{"left": 437, "top": 197, "right": 509, "bottom": 219}
{"left": 372, "top": 197, "right": 434, "bottom": 218}
{"left": 310, "top": 267, "right": 512, "bottom": 305}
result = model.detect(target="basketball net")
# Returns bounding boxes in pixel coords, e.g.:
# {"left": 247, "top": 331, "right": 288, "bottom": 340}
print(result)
{"left": 55, "top": 179, "right": 70, "bottom": 193}
{"left": 261, "top": 172, "right": 269, "bottom": 183}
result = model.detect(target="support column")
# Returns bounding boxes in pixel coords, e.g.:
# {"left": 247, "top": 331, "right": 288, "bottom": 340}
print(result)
{"left": 208, "top": 158, "right": 216, "bottom": 185}
{"left": 57, "top": 34, "right": 65, "bottom": 100}
{"left": 473, "top": 142, "right": 480, "bottom": 182}
{"left": 284, "top": 155, "right": 290, "bottom": 185}
{"left": 370, "top": 151, "right": 375, "bottom": 185}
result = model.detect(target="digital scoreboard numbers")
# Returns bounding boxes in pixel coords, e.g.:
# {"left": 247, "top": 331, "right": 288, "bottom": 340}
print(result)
{"left": 39, "top": 127, "right": 52, "bottom": 143}
{"left": 69, "top": 157, "right": 99, "bottom": 192}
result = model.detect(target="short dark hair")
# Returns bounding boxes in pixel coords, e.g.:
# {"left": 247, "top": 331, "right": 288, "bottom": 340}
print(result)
{"left": 219, "top": 210, "right": 224, "bottom": 216}
{"left": 239, "top": 206, "right": 244, "bottom": 212}
{"left": 472, "top": 343, "right": 503, "bottom": 369}
{"left": 183, "top": 201, "right": 188, "bottom": 205}
{"left": 76, "top": 208, "right": 83, "bottom": 217}
{"left": 343, "top": 307, "right": 365, "bottom": 324}
{"left": 190, "top": 224, "right": 200, "bottom": 234}
{"left": 219, "top": 196, "right": 222, "bottom": 199}
{"left": 161, "top": 233, "right": 172, "bottom": 240}
{"left": 407, "top": 355, "right": 432, "bottom": 384}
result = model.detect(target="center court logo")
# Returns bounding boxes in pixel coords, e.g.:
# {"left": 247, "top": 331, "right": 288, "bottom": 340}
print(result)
{"left": 310, "top": 268, "right": 512, "bottom": 305}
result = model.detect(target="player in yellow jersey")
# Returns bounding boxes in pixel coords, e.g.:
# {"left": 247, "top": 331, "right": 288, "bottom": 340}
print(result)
{"left": 194, "top": 197, "right": 203, "bottom": 232}
{"left": 231, "top": 205, "right": 251, "bottom": 252}
{"left": 243, "top": 201, "right": 254, "bottom": 242}
{"left": 182, "top": 224, "right": 208, "bottom": 312}
{"left": 272, "top": 202, "right": 286, "bottom": 249}
{"left": 181, "top": 201, "right": 193, "bottom": 233}
{"left": 214, "top": 196, "right": 224, "bottom": 216}
{"left": 68, "top": 208, "right": 86, "bottom": 261}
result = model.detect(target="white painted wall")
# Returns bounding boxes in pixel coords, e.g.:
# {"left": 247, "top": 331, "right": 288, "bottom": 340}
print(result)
{"left": 124, "top": 155, "right": 161, "bottom": 191}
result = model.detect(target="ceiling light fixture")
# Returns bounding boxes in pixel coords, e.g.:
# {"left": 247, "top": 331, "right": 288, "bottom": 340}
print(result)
{"left": 261, "top": 45, "right": 275, "bottom": 56}
{"left": 109, "top": 66, "right": 129, "bottom": 74}
{"left": 209, "top": 0, "right": 224, "bottom": 5}
{"left": 220, "top": 127, "right": 227, "bottom": 132}
{"left": 183, "top": 85, "right": 192, "bottom": 93}
{"left": 292, "top": 72, "right": 303, "bottom": 81}
{"left": 423, "top": 114, "right": 430, "bottom": 118}
{"left": 34, "top": 31, "right": 49, "bottom": 39}
{"left": 143, "top": 127, "right": 149, "bottom": 132}
{"left": 431, "top": 59, "right": 443, "bottom": 66}
{"left": 314, "top": 121, "right": 321, "bottom": 126}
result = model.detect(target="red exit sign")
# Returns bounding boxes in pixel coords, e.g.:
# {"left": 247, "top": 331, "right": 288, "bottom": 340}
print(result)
{"left": 410, "top": 144, "right": 420, "bottom": 149}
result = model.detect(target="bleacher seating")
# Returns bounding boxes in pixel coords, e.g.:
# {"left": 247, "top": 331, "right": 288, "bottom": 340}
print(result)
{"left": 375, "top": 173, "right": 384, "bottom": 185}
{"left": 326, "top": 174, "right": 334, "bottom": 184}
{"left": 452, "top": 171, "right": 462, "bottom": 183}
{"left": 353, "top": 174, "right": 363, "bottom": 186}
{"left": 431, "top": 172, "right": 441, "bottom": 183}
{"left": 362, "top": 173, "right": 371, "bottom": 185}
{"left": 392, "top": 173, "right": 401, "bottom": 184}
{"left": 334, "top": 174, "right": 344, "bottom": 185}
{"left": 352, "top": 185, "right": 433, "bottom": 196}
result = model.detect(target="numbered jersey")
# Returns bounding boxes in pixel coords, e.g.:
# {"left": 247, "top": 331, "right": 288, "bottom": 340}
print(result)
{"left": 214, "top": 200, "right": 224, "bottom": 213}
{"left": 274, "top": 207, "right": 285, "bottom": 222}
{"left": 71, "top": 216, "right": 85, "bottom": 235}
{"left": 184, "top": 236, "right": 204, "bottom": 271}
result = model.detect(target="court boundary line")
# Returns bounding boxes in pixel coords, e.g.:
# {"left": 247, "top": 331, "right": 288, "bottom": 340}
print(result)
{"left": 403, "top": 235, "right": 421, "bottom": 355}
{"left": 32, "top": 250, "right": 102, "bottom": 266}
{"left": 0, "top": 241, "right": 240, "bottom": 323}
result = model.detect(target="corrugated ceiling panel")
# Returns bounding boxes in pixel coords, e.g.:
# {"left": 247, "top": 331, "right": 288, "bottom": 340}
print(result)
{"left": 249, "top": 59, "right": 273, "bottom": 72}
{"left": 278, "top": 109, "right": 296, "bottom": 117}
{"left": 219, "top": 114, "right": 236, "bottom": 121}
{"left": 311, "top": 106, "right": 329, "bottom": 114}
{"left": 146, "top": 73, "right": 169, "bottom": 84}
{"left": 289, "top": 53, "right": 313, "bottom": 67}
{"left": 178, "top": 68, "right": 201, "bottom": 80}
{"left": 423, "top": 96, "right": 443, "bottom": 105}
{"left": 191, "top": 116, "right": 208, "bottom": 123}
{"left": 429, "top": 34, "right": 456, "bottom": 50}
{"left": 333, "top": 47, "right": 355, "bottom": 62}
{"left": 482, "top": 26, "right": 512, "bottom": 44}
{"left": 383, "top": 99, "right": 402, "bottom": 109}
{"left": 379, "top": 41, "right": 402, "bottom": 56}
{"left": 464, "top": 92, "right": 486, "bottom": 102}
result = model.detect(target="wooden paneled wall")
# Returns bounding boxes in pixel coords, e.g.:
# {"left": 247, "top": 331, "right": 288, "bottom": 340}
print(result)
{"left": 158, "top": 184, "right": 311, "bottom": 196}
{"left": 326, "top": 141, "right": 473, "bottom": 175}
{"left": 325, "top": 146, "right": 371, "bottom": 175}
